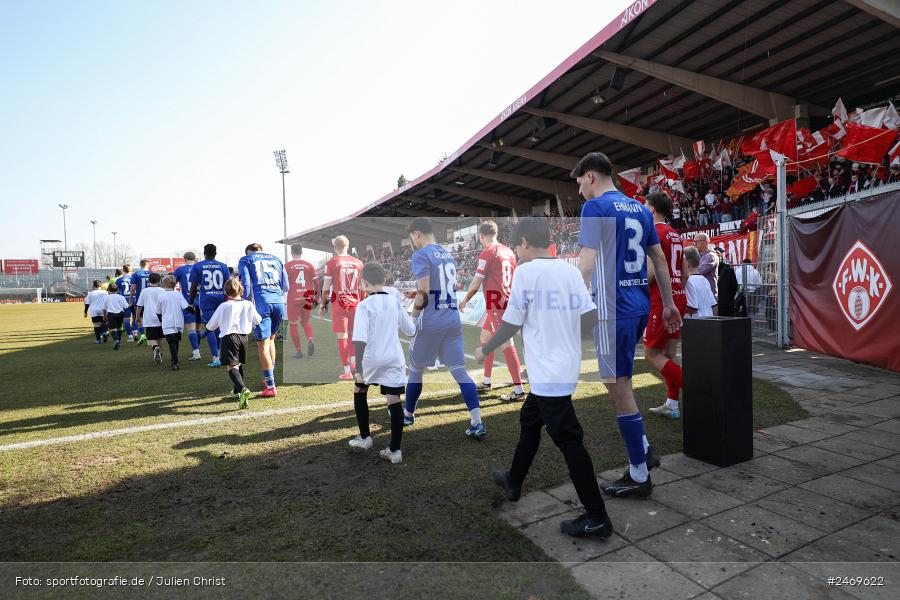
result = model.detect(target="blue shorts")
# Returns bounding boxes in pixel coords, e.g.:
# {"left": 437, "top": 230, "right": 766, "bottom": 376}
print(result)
{"left": 409, "top": 326, "right": 466, "bottom": 370}
{"left": 255, "top": 302, "right": 286, "bottom": 339}
{"left": 200, "top": 303, "right": 224, "bottom": 326}
{"left": 594, "top": 315, "right": 648, "bottom": 379}
{"left": 125, "top": 305, "right": 135, "bottom": 319}
{"left": 182, "top": 307, "right": 197, "bottom": 325}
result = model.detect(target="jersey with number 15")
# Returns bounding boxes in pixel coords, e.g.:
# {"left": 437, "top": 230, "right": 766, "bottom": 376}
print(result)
{"left": 190, "top": 259, "right": 231, "bottom": 310}
{"left": 238, "top": 252, "right": 289, "bottom": 309}
{"left": 578, "top": 189, "right": 659, "bottom": 318}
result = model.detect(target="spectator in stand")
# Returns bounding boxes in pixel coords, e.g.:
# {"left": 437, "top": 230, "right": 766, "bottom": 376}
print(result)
{"left": 715, "top": 248, "right": 738, "bottom": 316}
{"left": 740, "top": 207, "right": 760, "bottom": 233}
{"left": 694, "top": 232, "right": 719, "bottom": 300}
{"left": 734, "top": 258, "right": 762, "bottom": 317}
{"left": 671, "top": 202, "right": 683, "bottom": 229}
{"left": 697, "top": 201, "right": 710, "bottom": 226}
{"left": 891, "top": 165, "right": 900, "bottom": 184}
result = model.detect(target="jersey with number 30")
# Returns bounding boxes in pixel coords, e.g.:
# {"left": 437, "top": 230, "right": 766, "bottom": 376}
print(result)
{"left": 475, "top": 243, "right": 516, "bottom": 311}
{"left": 412, "top": 243, "right": 460, "bottom": 330}
{"left": 190, "top": 259, "right": 231, "bottom": 310}
{"left": 578, "top": 190, "right": 659, "bottom": 318}
{"left": 238, "top": 252, "right": 289, "bottom": 309}
{"left": 324, "top": 255, "right": 363, "bottom": 309}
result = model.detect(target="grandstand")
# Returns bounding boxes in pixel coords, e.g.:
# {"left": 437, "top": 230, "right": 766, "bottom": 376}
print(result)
{"left": 283, "top": 0, "right": 899, "bottom": 256}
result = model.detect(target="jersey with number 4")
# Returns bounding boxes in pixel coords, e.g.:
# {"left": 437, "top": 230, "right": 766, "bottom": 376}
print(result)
{"left": 324, "top": 255, "right": 363, "bottom": 309}
{"left": 173, "top": 264, "right": 197, "bottom": 306}
{"left": 238, "top": 252, "right": 289, "bottom": 309}
{"left": 190, "top": 259, "right": 231, "bottom": 310}
{"left": 412, "top": 243, "right": 460, "bottom": 330}
{"left": 475, "top": 243, "right": 516, "bottom": 311}
{"left": 578, "top": 190, "right": 659, "bottom": 318}
{"left": 285, "top": 260, "right": 318, "bottom": 302}
{"left": 650, "top": 222, "right": 685, "bottom": 310}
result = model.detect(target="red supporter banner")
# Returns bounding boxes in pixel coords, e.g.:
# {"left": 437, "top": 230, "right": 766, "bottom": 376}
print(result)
{"left": 789, "top": 190, "right": 900, "bottom": 372}
{"left": 3, "top": 259, "right": 39, "bottom": 275}
{"left": 144, "top": 258, "right": 187, "bottom": 273}
{"left": 683, "top": 230, "right": 759, "bottom": 265}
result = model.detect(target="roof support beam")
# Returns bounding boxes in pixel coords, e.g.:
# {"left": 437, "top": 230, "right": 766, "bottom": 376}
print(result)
{"left": 399, "top": 195, "right": 495, "bottom": 217}
{"left": 432, "top": 184, "right": 531, "bottom": 214}
{"left": 843, "top": 0, "right": 900, "bottom": 29}
{"left": 449, "top": 166, "right": 581, "bottom": 203}
{"left": 524, "top": 107, "right": 694, "bottom": 156}
{"left": 480, "top": 142, "right": 579, "bottom": 171}
{"left": 593, "top": 50, "right": 818, "bottom": 122}
{"left": 387, "top": 206, "right": 445, "bottom": 218}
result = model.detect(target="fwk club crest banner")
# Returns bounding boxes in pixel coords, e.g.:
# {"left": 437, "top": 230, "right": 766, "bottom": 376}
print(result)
{"left": 789, "top": 190, "right": 899, "bottom": 372}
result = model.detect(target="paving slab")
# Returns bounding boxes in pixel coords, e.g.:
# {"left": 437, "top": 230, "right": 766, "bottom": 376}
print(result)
{"left": 869, "top": 419, "right": 900, "bottom": 436}
{"left": 842, "top": 400, "right": 900, "bottom": 419}
{"left": 843, "top": 463, "right": 900, "bottom": 493}
{"left": 833, "top": 515, "right": 900, "bottom": 560}
{"left": 811, "top": 436, "right": 896, "bottom": 462}
{"left": 873, "top": 454, "right": 900, "bottom": 472}
{"left": 753, "top": 432, "right": 797, "bottom": 454}
{"left": 773, "top": 445, "right": 864, "bottom": 473}
{"left": 835, "top": 429, "right": 900, "bottom": 452}
{"left": 602, "top": 497, "right": 689, "bottom": 543}
{"left": 498, "top": 490, "right": 571, "bottom": 528}
{"left": 571, "top": 545, "right": 706, "bottom": 600}
{"left": 693, "top": 468, "right": 790, "bottom": 503}
{"left": 702, "top": 504, "right": 826, "bottom": 558}
{"left": 759, "top": 424, "right": 833, "bottom": 444}
{"left": 783, "top": 533, "right": 893, "bottom": 564}
{"left": 754, "top": 486, "right": 872, "bottom": 533}
{"left": 652, "top": 479, "right": 744, "bottom": 519}
{"left": 850, "top": 384, "right": 900, "bottom": 400}
{"left": 735, "top": 453, "right": 828, "bottom": 485}
{"left": 636, "top": 522, "right": 768, "bottom": 588}
{"left": 657, "top": 452, "right": 721, "bottom": 477}
{"left": 711, "top": 561, "right": 855, "bottom": 600}
{"left": 783, "top": 563, "right": 900, "bottom": 600}
{"left": 788, "top": 416, "right": 861, "bottom": 436}
{"left": 815, "top": 411, "right": 889, "bottom": 428}
{"left": 798, "top": 474, "right": 900, "bottom": 512}
{"left": 519, "top": 509, "right": 629, "bottom": 563}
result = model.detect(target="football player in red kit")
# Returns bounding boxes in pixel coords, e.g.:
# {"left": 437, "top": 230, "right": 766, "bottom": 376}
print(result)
{"left": 319, "top": 235, "right": 364, "bottom": 380}
{"left": 285, "top": 244, "right": 318, "bottom": 358}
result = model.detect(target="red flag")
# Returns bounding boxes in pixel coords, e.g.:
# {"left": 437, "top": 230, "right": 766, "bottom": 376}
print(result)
{"left": 658, "top": 159, "right": 679, "bottom": 180}
{"left": 788, "top": 177, "right": 817, "bottom": 198}
{"left": 740, "top": 120, "right": 797, "bottom": 162}
{"left": 836, "top": 123, "right": 899, "bottom": 164}
{"left": 693, "top": 140, "right": 705, "bottom": 161}
{"left": 890, "top": 138, "right": 900, "bottom": 166}
{"left": 747, "top": 150, "right": 776, "bottom": 180}
{"left": 617, "top": 168, "right": 641, "bottom": 197}
{"left": 683, "top": 160, "right": 701, "bottom": 181}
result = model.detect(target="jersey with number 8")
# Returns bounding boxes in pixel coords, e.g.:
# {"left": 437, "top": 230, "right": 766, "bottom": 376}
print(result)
{"left": 578, "top": 189, "right": 660, "bottom": 318}
{"left": 475, "top": 243, "right": 517, "bottom": 311}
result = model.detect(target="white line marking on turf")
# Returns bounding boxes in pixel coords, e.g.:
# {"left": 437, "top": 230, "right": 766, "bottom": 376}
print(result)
{"left": 0, "top": 388, "right": 462, "bottom": 453}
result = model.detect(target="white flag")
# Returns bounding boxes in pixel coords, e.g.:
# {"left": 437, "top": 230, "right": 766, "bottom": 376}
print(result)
{"left": 672, "top": 151, "right": 687, "bottom": 170}
{"left": 884, "top": 103, "right": 900, "bottom": 130}
{"left": 832, "top": 97, "right": 848, "bottom": 122}
{"left": 859, "top": 106, "right": 887, "bottom": 128}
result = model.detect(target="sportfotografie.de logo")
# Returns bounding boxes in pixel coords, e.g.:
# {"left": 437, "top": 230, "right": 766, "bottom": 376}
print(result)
{"left": 832, "top": 240, "right": 892, "bottom": 331}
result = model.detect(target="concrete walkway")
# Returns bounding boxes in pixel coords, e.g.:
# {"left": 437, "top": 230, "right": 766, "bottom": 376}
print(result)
{"left": 500, "top": 345, "right": 900, "bottom": 599}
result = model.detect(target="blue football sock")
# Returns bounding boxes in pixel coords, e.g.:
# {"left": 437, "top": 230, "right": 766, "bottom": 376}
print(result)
{"left": 123, "top": 318, "right": 132, "bottom": 336}
{"left": 450, "top": 365, "right": 480, "bottom": 411}
{"left": 405, "top": 368, "right": 423, "bottom": 414}
{"left": 207, "top": 330, "right": 219, "bottom": 358}
{"left": 188, "top": 330, "right": 200, "bottom": 351}
{"left": 263, "top": 369, "right": 274, "bottom": 389}
{"left": 616, "top": 412, "right": 649, "bottom": 468}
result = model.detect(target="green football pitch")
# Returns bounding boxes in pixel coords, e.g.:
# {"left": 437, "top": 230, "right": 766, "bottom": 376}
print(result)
{"left": 0, "top": 303, "right": 804, "bottom": 598}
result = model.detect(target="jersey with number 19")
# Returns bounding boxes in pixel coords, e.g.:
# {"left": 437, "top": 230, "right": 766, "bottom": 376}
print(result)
{"left": 190, "top": 259, "right": 230, "bottom": 322}
{"left": 237, "top": 252, "right": 289, "bottom": 339}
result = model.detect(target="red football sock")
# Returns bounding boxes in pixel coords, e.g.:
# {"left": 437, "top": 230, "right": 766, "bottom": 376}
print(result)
{"left": 483, "top": 353, "right": 494, "bottom": 379}
{"left": 503, "top": 346, "right": 523, "bottom": 385}
{"left": 302, "top": 321, "right": 314, "bottom": 341}
{"left": 289, "top": 323, "right": 301, "bottom": 351}
{"left": 661, "top": 359, "right": 682, "bottom": 400}
{"left": 338, "top": 338, "right": 350, "bottom": 366}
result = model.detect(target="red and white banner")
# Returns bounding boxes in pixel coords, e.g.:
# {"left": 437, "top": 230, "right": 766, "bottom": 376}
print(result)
{"left": 682, "top": 230, "right": 760, "bottom": 265}
{"left": 789, "top": 190, "right": 900, "bottom": 372}
{"left": 144, "top": 258, "right": 187, "bottom": 273}
{"left": 2, "top": 259, "right": 39, "bottom": 275}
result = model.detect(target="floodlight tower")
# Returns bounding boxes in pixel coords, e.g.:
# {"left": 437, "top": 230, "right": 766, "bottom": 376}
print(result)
{"left": 58, "top": 204, "right": 69, "bottom": 250}
{"left": 112, "top": 231, "right": 118, "bottom": 266}
{"left": 90, "top": 220, "right": 98, "bottom": 268}
{"left": 274, "top": 149, "right": 290, "bottom": 262}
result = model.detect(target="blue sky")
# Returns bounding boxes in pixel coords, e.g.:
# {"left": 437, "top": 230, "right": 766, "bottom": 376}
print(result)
{"left": 1, "top": 0, "right": 630, "bottom": 266}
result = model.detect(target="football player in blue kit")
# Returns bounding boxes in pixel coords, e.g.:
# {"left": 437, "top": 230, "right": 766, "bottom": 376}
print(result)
{"left": 173, "top": 252, "right": 202, "bottom": 361}
{"left": 128, "top": 259, "right": 152, "bottom": 345}
{"left": 189, "top": 244, "right": 231, "bottom": 368}
{"left": 114, "top": 264, "right": 135, "bottom": 342}
{"left": 403, "top": 217, "right": 485, "bottom": 438}
{"left": 238, "top": 243, "right": 289, "bottom": 397}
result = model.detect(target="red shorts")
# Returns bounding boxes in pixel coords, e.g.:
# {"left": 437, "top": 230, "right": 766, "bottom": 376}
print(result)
{"left": 643, "top": 298, "right": 687, "bottom": 349}
{"left": 331, "top": 304, "right": 357, "bottom": 335}
{"left": 481, "top": 309, "right": 504, "bottom": 334}
{"left": 287, "top": 296, "right": 313, "bottom": 322}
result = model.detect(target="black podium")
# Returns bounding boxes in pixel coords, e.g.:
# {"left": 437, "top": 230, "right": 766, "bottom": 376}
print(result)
{"left": 682, "top": 316, "right": 753, "bottom": 467}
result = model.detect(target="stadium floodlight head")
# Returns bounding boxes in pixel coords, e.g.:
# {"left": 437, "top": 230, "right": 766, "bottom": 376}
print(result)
{"left": 274, "top": 149, "right": 289, "bottom": 174}
{"left": 485, "top": 151, "right": 498, "bottom": 169}
{"left": 590, "top": 89, "right": 605, "bottom": 105}
{"left": 525, "top": 130, "right": 541, "bottom": 143}
{"left": 453, "top": 176, "right": 465, "bottom": 186}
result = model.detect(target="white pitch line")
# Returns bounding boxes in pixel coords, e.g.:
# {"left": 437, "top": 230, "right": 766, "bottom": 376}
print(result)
{"left": 0, "top": 387, "right": 462, "bottom": 453}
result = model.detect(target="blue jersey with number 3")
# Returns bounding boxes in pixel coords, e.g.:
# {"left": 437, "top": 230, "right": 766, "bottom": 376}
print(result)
{"left": 190, "top": 259, "right": 231, "bottom": 310}
{"left": 237, "top": 252, "right": 289, "bottom": 310}
{"left": 578, "top": 190, "right": 659, "bottom": 318}
{"left": 412, "top": 243, "right": 460, "bottom": 331}
{"left": 173, "top": 264, "right": 196, "bottom": 306}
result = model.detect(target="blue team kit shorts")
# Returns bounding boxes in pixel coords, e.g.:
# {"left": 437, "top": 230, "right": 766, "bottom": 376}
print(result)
{"left": 408, "top": 326, "right": 467, "bottom": 371}
{"left": 182, "top": 307, "right": 198, "bottom": 325}
{"left": 594, "top": 314, "right": 648, "bottom": 379}
{"left": 255, "top": 302, "right": 286, "bottom": 339}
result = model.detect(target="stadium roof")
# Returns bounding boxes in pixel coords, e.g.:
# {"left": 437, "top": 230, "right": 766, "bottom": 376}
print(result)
{"left": 285, "top": 0, "right": 900, "bottom": 253}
